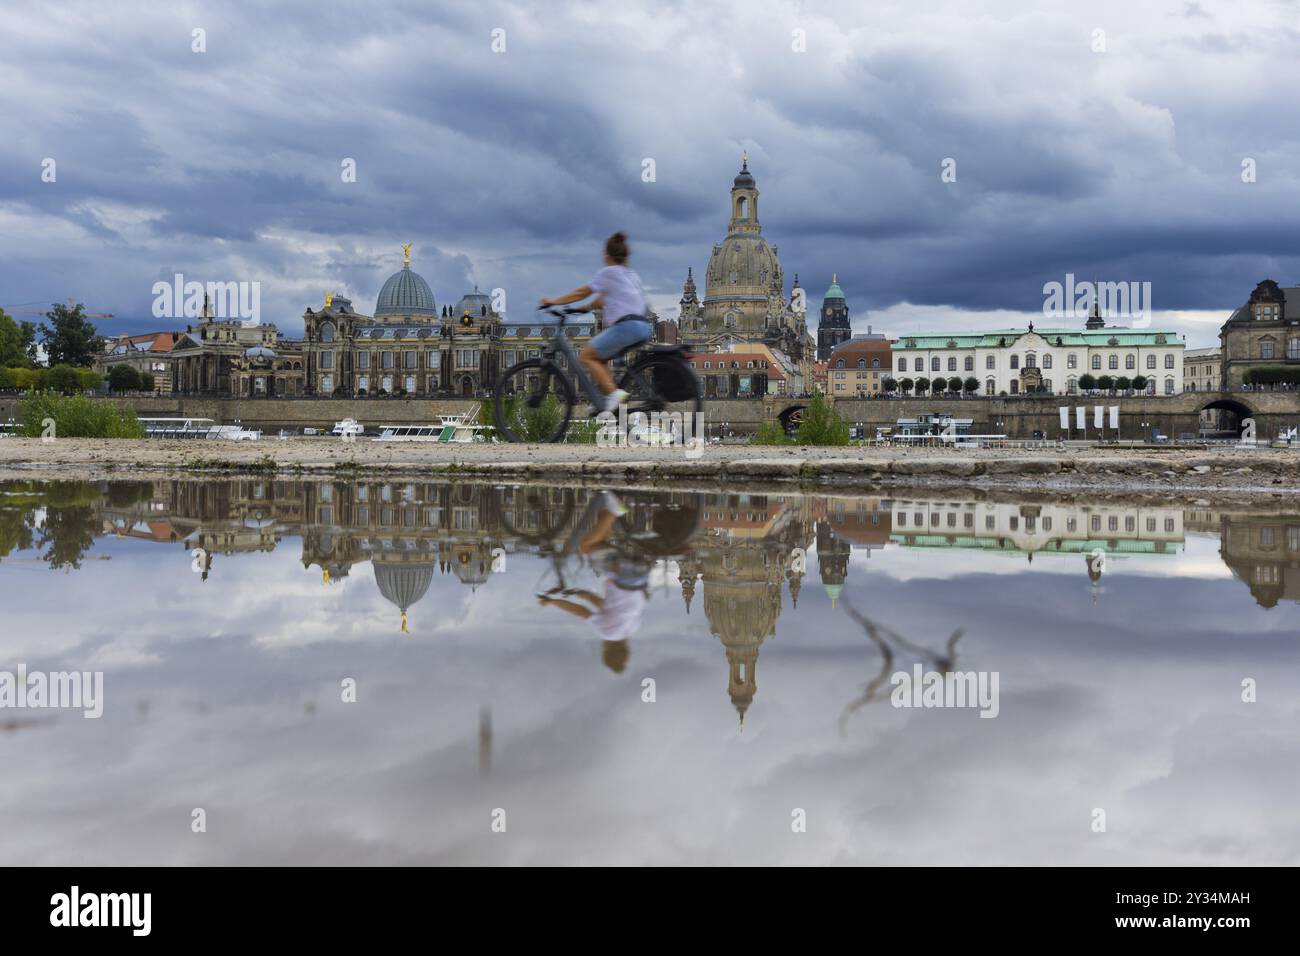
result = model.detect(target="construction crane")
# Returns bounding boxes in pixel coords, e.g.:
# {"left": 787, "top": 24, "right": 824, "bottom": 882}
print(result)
{"left": 2, "top": 298, "right": 114, "bottom": 319}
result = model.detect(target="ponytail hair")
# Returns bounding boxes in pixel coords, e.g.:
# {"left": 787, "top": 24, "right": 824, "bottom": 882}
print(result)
{"left": 604, "top": 231, "right": 629, "bottom": 264}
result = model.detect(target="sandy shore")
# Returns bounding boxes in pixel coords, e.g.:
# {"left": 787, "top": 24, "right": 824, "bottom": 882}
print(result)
{"left": 2, "top": 436, "right": 1298, "bottom": 494}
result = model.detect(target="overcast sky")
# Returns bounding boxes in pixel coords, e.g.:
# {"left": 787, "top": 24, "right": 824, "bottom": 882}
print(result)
{"left": 3, "top": 0, "right": 1300, "bottom": 348}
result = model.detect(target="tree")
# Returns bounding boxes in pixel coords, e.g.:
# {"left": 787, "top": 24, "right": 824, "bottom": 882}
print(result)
{"left": 0, "top": 308, "right": 37, "bottom": 367}
{"left": 39, "top": 303, "right": 101, "bottom": 367}
{"left": 963, "top": 376, "right": 979, "bottom": 395}
{"left": 900, "top": 377, "right": 914, "bottom": 395}
{"left": 140, "top": 371, "right": 155, "bottom": 391}
{"left": 108, "top": 364, "right": 142, "bottom": 391}
{"left": 1097, "top": 374, "right": 1114, "bottom": 393}
{"left": 1131, "top": 374, "right": 1148, "bottom": 392}
{"left": 882, "top": 377, "right": 898, "bottom": 394}
{"left": 931, "top": 377, "right": 947, "bottom": 395}
{"left": 947, "top": 376, "right": 963, "bottom": 394}
{"left": 1079, "top": 373, "right": 1097, "bottom": 392}
{"left": 1115, "top": 375, "right": 1132, "bottom": 393}
{"left": 915, "top": 376, "right": 930, "bottom": 395}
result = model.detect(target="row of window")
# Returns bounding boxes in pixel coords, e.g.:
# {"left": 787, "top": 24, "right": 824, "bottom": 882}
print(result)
{"left": 1258, "top": 338, "right": 1300, "bottom": 359}
{"left": 319, "top": 374, "right": 441, "bottom": 393}
{"left": 689, "top": 359, "right": 769, "bottom": 370}
{"left": 895, "top": 511, "right": 1177, "bottom": 533}
{"left": 896, "top": 353, "right": 1179, "bottom": 373}
{"left": 318, "top": 351, "right": 434, "bottom": 371}
{"left": 833, "top": 357, "right": 882, "bottom": 369}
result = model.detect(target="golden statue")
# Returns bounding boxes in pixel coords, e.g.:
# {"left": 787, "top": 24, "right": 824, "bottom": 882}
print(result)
{"left": 741, "top": 149, "right": 748, "bottom": 166}
{"left": 324, "top": 292, "right": 333, "bottom": 308}
{"left": 402, "top": 242, "right": 412, "bottom": 265}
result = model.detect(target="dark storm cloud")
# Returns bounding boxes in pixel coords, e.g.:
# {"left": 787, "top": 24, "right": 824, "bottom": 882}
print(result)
{"left": 1, "top": 0, "right": 1298, "bottom": 342}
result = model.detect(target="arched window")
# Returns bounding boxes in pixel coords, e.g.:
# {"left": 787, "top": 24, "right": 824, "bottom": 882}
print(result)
{"left": 1067, "top": 353, "right": 1077, "bottom": 369}
{"left": 898, "top": 357, "right": 906, "bottom": 372}
{"left": 1108, "top": 354, "right": 1118, "bottom": 369}
{"left": 836, "top": 359, "right": 845, "bottom": 369}
{"left": 986, "top": 354, "right": 995, "bottom": 369}
{"left": 1126, "top": 354, "right": 1135, "bottom": 369}
{"left": 931, "top": 356, "right": 941, "bottom": 372}
{"left": 947, "top": 357, "right": 956, "bottom": 371}
{"left": 1067, "top": 376, "right": 1078, "bottom": 394}
{"left": 1165, "top": 353, "right": 1175, "bottom": 368}
{"left": 1146, "top": 354, "right": 1156, "bottom": 369}
{"left": 319, "top": 323, "right": 335, "bottom": 343}
{"left": 1043, "top": 354, "right": 1052, "bottom": 369}
{"left": 964, "top": 355, "right": 974, "bottom": 371}
{"left": 736, "top": 196, "right": 748, "bottom": 221}
{"left": 985, "top": 378, "right": 996, "bottom": 395}
{"left": 871, "top": 357, "right": 880, "bottom": 369}
{"left": 1164, "top": 376, "right": 1175, "bottom": 395}
{"left": 1092, "top": 354, "right": 1102, "bottom": 370}
{"left": 1289, "top": 337, "right": 1300, "bottom": 359}
{"left": 1025, "top": 353, "right": 1037, "bottom": 368}
{"left": 914, "top": 357, "right": 923, "bottom": 372}
{"left": 857, "top": 359, "right": 866, "bottom": 369}
{"left": 1010, "top": 354, "right": 1020, "bottom": 369}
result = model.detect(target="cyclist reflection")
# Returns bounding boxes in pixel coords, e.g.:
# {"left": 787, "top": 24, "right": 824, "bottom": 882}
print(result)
{"left": 537, "top": 492, "right": 652, "bottom": 673}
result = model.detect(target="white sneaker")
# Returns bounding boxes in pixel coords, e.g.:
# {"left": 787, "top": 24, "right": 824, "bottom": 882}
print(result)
{"left": 602, "top": 491, "right": 628, "bottom": 517}
{"left": 603, "top": 388, "right": 629, "bottom": 413}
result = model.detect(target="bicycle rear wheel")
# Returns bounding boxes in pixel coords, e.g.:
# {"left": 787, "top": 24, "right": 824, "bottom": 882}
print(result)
{"left": 618, "top": 354, "right": 704, "bottom": 426}
{"left": 494, "top": 359, "right": 576, "bottom": 443}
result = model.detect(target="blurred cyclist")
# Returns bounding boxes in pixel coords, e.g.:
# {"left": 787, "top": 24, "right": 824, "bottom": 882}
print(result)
{"left": 539, "top": 231, "right": 651, "bottom": 413}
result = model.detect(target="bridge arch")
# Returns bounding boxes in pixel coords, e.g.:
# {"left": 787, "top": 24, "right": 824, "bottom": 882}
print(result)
{"left": 778, "top": 404, "right": 807, "bottom": 435}
{"left": 1196, "top": 396, "right": 1256, "bottom": 436}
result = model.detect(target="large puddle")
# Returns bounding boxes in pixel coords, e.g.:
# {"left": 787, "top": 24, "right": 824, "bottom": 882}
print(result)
{"left": 0, "top": 478, "right": 1296, "bottom": 864}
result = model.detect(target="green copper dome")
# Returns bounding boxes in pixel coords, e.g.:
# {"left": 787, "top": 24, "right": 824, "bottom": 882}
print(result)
{"left": 824, "top": 275, "right": 845, "bottom": 300}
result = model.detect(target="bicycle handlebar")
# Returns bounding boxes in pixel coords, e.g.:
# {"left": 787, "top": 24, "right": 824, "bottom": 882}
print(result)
{"left": 537, "top": 304, "right": 585, "bottom": 324}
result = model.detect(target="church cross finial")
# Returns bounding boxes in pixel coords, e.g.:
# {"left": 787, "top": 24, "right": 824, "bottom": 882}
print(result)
{"left": 741, "top": 149, "right": 748, "bottom": 168}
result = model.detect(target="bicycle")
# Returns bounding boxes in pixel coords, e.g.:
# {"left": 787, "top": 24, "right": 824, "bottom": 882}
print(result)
{"left": 492, "top": 306, "right": 702, "bottom": 443}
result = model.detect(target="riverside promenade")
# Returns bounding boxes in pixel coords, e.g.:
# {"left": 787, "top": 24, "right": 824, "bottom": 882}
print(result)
{"left": 2, "top": 437, "right": 1298, "bottom": 494}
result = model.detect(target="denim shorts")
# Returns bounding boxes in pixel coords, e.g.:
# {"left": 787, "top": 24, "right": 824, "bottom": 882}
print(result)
{"left": 589, "top": 317, "right": 652, "bottom": 359}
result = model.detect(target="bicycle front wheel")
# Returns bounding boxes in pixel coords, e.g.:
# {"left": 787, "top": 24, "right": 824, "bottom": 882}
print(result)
{"left": 494, "top": 359, "right": 576, "bottom": 443}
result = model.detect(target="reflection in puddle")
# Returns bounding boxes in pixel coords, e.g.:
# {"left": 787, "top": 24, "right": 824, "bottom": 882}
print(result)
{"left": 1, "top": 478, "right": 1297, "bottom": 864}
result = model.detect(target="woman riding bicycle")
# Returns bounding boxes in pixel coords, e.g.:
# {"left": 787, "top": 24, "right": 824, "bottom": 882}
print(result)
{"left": 539, "top": 231, "right": 651, "bottom": 413}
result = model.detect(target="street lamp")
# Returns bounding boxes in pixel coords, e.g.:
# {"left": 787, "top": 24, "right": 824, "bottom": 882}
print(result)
{"left": 1140, "top": 420, "right": 1150, "bottom": 443}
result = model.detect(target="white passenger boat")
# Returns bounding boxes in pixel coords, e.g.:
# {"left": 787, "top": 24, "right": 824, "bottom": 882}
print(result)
{"left": 139, "top": 417, "right": 260, "bottom": 441}
{"left": 331, "top": 419, "right": 365, "bottom": 438}
{"left": 373, "top": 413, "right": 493, "bottom": 443}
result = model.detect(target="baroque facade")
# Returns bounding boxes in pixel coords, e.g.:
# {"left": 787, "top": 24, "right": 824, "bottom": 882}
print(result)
{"left": 168, "top": 248, "right": 594, "bottom": 398}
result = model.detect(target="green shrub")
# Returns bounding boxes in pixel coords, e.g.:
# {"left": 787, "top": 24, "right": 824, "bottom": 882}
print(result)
{"left": 793, "top": 392, "right": 850, "bottom": 446}
{"left": 19, "top": 390, "right": 145, "bottom": 438}
{"left": 751, "top": 420, "right": 791, "bottom": 445}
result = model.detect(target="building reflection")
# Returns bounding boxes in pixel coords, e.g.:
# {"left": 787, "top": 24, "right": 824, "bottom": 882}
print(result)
{"left": 4, "top": 479, "right": 1299, "bottom": 727}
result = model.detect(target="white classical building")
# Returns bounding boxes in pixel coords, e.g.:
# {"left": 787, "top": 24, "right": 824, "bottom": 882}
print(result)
{"left": 889, "top": 326, "right": 1186, "bottom": 396}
